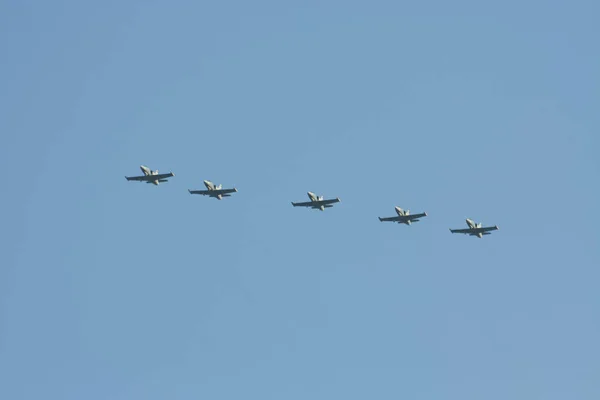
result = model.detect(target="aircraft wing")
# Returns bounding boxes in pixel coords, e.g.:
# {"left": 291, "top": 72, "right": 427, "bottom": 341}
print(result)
{"left": 450, "top": 225, "right": 498, "bottom": 234}
{"left": 125, "top": 175, "right": 148, "bottom": 181}
{"left": 292, "top": 198, "right": 340, "bottom": 207}
{"left": 407, "top": 212, "right": 427, "bottom": 221}
{"left": 189, "top": 189, "right": 212, "bottom": 195}
{"left": 317, "top": 198, "right": 341, "bottom": 206}
{"left": 189, "top": 188, "right": 237, "bottom": 196}
{"left": 153, "top": 173, "right": 174, "bottom": 180}
{"left": 291, "top": 201, "right": 313, "bottom": 207}
{"left": 126, "top": 172, "right": 174, "bottom": 182}
{"left": 378, "top": 216, "right": 402, "bottom": 222}
{"left": 449, "top": 228, "right": 473, "bottom": 234}
{"left": 379, "top": 212, "right": 426, "bottom": 222}
{"left": 214, "top": 188, "right": 237, "bottom": 195}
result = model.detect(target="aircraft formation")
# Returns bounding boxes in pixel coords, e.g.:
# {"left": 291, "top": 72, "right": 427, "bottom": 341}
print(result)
{"left": 125, "top": 165, "right": 500, "bottom": 238}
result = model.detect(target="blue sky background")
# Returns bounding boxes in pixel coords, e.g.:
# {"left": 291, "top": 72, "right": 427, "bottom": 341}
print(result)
{"left": 1, "top": 1, "right": 599, "bottom": 399}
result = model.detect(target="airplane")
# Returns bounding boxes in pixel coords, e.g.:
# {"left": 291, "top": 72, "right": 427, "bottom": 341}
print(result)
{"left": 291, "top": 192, "right": 340, "bottom": 211}
{"left": 188, "top": 180, "right": 237, "bottom": 200}
{"left": 125, "top": 165, "right": 175, "bottom": 186}
{"left": 450, "top": 218, "right": 499, "bottom": 238}
{"left": 378, "top": 206, "right": 427, "bottom": 225}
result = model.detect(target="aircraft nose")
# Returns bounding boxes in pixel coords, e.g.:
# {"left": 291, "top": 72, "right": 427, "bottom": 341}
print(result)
{"left": 203, "top": 180, "right": 210, "bottom": 185}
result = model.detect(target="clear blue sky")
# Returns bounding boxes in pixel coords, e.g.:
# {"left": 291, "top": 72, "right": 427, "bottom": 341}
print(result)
{"left": 1, "top": 1, "right": 599, "bottom": 399}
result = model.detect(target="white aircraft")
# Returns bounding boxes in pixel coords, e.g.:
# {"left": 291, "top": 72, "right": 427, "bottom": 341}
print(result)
{"left": 291, "top": 192, "right": 341, "bottom": 211}
{"left": 450, "top": 218, "right": 499, "bottom": 238}
{"left": 125, "top": 165, "right": 175, "bottom": 186}
{"left": 188, "top": 180, "right": 237, "bottom": 200}
{"left": 378, "top": 206, "right": 427, "bottom": 225}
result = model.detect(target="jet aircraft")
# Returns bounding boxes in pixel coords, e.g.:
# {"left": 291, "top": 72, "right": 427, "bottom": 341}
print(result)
{"left": 125, "top": 165, "right": 175, "bottom": 185}
{"left": 291, "top": 192, "right": 340, "bottom": 211}
{"left": 188, "top": 180, "right": 237, "bottom": 200}
{"left": 450, "top": 219, "right": 499, "bottom": 238}
{"left": 378, "top": 206, "right": 427, "bottom": 225}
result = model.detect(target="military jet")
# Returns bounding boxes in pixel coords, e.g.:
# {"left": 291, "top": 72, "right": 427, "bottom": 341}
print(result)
{"left": 125, "top": 165, "right": 175, "bottom": 186}
{"left": 291, "top": 192, "right": 340, "bottom": 211}
{"left": 188, "top": 180, "right": 237, "bottom": 200}
{"left": 378, "top": 206, "right": 427, "bottom": 225}
{"left": 450, "top": 218, "right": 499, "bottom": 238}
